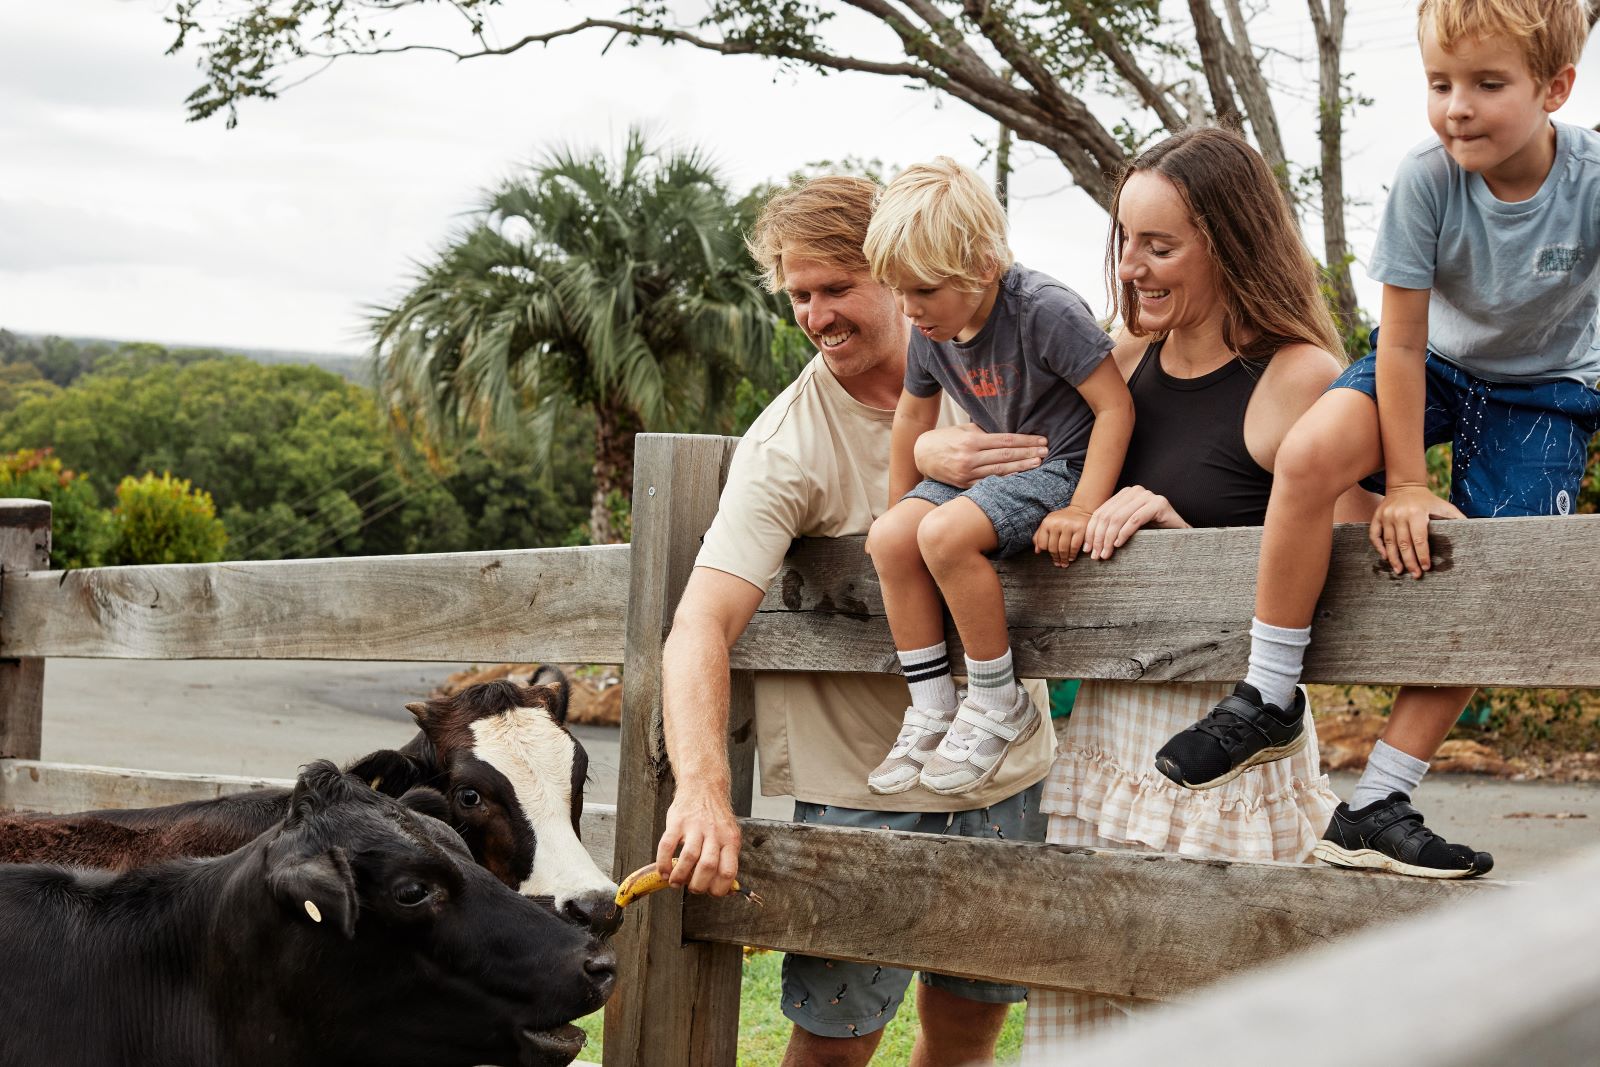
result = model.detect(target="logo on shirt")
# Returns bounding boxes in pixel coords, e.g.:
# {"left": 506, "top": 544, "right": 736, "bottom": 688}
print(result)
{"left": 1556, "top": 489, "right": 1572, "bottom": 515}
{"left": 964, "top": 365, "right": 1017, "bottom": 399}
{"left": 1535, "top": 245, "right": 1583, "bottom": 276}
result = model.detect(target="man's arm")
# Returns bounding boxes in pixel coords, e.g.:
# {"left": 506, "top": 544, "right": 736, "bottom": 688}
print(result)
{"left": 655, "top": 566, "right": 766, "bottom": 896}
{"left": 914, "top": 424, "right": 1049, "bottom": 488}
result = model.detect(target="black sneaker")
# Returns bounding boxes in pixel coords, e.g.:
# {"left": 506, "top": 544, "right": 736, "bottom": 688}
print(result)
{"left": 1313, "top": 793, "right": 1493, "bottom": 879}
{"left": 1153, "top": 682, "right": 1307, "bottom": 790}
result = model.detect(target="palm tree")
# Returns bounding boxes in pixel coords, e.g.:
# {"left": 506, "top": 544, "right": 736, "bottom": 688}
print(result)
{"left": 374, "top": 129, "right": 777, "bottom": 543}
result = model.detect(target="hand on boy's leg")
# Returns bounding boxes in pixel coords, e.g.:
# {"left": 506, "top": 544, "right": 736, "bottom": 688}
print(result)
{"left": 1368, "top": 485, "right": 1465, "bottom": 578}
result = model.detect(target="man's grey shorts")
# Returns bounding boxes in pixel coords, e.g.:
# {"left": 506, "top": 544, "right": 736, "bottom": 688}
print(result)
{"left": 904, "top": 458, "right": 1082, "bottom": 559}
{"left": 780, "top": 782, "right": 1046, "bottom": 1039}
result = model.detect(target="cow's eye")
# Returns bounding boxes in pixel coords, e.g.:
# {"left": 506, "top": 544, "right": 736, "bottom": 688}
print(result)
{"left": 456, "top": 788, "right": 482, "bottom": 809}
{"left": 393, "top": 881, "right": 432, "bottom": 907}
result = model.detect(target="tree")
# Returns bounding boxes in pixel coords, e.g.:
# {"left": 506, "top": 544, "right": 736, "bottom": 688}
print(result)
{"left": 106, "top": 472, "right": 230, "bottom": 566}
{"left": 165, "top": 1, "right": 1391, "bottom": 333}
{"left": 373, "top": 129, "right": 776, "bottom": 543}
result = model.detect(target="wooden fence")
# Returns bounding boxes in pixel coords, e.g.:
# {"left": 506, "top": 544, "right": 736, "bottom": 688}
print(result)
{"left": 3, "top": 433, "right": 1597, "bottom": 1066}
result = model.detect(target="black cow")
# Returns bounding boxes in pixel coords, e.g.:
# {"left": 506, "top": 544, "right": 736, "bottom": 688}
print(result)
{"left": 0, "top": 671, "right": 621, "bottom": 935}
{"left": 0, "top": 761, "right": 614, "bottom": 1067}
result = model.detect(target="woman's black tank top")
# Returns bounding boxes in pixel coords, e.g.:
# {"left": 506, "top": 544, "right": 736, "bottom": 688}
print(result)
{"left": 1117, "top": 339, "right": 1274, "bottom": 528}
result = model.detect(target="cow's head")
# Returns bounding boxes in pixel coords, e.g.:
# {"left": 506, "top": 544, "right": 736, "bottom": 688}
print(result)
{"left": 264, "top": 762, "right": 614, "bottom": 1066}
{"left": 369, "top": 671, "right": 622, "bottom": 937}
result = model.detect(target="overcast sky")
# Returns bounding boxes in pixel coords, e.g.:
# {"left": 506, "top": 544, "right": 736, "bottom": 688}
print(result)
{"left": 2, "top": 1, "right": 1596, "bottom": 356}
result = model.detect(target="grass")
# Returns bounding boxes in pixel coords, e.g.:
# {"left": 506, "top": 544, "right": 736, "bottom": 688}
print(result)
{"left": 576, "top": 950, "right": 1027, "bottom": 1065}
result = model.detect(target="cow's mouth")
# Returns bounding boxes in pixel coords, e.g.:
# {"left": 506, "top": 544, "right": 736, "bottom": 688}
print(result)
{"left": 517, "top": 1022, "right": 587, "bottom": 1065}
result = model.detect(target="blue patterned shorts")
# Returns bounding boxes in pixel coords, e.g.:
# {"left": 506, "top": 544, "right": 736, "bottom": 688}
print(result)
{"left": 903, "top": 458, "right": 1082, "bottom": 558}
{"left": 1331, "top": 350, "right": 1600, "bottom": 517}
{"left": 779, "top": 783, "right": 1045, "bottom": 1038}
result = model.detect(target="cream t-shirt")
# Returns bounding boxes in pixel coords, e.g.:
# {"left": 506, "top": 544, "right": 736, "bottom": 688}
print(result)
{"left": 696, "top": 354, "right": 1055, "bottom": 812}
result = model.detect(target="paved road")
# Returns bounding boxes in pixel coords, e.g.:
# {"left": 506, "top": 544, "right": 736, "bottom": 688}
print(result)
{"left": 39, "top": 658, "right": 1599, "bottom": 875}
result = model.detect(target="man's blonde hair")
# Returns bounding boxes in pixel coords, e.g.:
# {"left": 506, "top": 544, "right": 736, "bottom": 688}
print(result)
{"left": 1418, "top": 0, "right": 1588, "bottom": 82}
{"left": 863, "top": 157, "right": 1013, "bottom": 291}
{"left": 746, "top": 175, "right": 879, "bottom": 293}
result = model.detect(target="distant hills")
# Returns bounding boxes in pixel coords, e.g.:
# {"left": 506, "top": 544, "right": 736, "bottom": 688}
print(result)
{"left": 13, "top": 331, "right": 372, "bottom": 384}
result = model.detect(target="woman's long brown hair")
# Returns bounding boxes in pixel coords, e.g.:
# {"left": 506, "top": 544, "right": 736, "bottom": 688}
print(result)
{"left": 1105, "top": 126, "right": 1342, "bottom": 361}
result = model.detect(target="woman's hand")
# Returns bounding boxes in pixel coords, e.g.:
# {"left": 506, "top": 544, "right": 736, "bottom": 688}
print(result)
{"left": 914, "top": 424, "right": 1048, "bottom": 489}
{"left": 1084, "top": 485, "right": 1189, "bottom": 560}
{"left": 1368, "top": 483, "right": 1464, "bottom": 578}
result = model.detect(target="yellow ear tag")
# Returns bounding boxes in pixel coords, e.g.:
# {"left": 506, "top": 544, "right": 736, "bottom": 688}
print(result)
{"left": 305, "top": 901, "right": 323, "bottom": 923}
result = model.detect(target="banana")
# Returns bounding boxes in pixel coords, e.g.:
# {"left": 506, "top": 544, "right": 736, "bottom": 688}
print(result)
{"left": 613, "top": 860, "right": 763, "bottom": 908}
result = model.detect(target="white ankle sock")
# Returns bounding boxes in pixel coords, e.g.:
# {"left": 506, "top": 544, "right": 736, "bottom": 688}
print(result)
{"left": 1349, "top": 740, "right": 1428, "bottom": 809}
{"left": 897, "top": 642, "right": 958, "bottom": 712}
{"left": 964, "top": 649, "right": 1017, "bottom": 712}
{"left": 1242, "top": 617, "right": 1311, "bottom": 712}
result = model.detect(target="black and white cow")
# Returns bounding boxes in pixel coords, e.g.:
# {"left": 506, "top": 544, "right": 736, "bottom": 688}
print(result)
{"left": 0, "top": 671, "right": 621, "bottom": 935}
{"left": 0, "top": 761, "right": 615, "bottom": 1067}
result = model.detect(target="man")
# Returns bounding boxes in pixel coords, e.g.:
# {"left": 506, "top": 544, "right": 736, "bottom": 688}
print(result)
{"left": 654, "top": 174, "right": 1056, "bottom": 1067}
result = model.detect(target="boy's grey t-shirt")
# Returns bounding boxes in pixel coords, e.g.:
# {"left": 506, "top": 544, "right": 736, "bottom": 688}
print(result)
{"left": 1369, "top": 120, "right": 1600, "bottom": 387}
{"left": 904, "top": 263, "right": 1112, "bottom": 467}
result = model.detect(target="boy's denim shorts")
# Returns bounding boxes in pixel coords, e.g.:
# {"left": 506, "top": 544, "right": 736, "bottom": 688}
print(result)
{"left": 779, "top": 783, "right": 1045, "bottom": 1039}
{"left": 904, "top": 458, "right": 1082, "bottom": 558}
{"left": 1331, "top": 351, "right": 1600, "bottom": 518}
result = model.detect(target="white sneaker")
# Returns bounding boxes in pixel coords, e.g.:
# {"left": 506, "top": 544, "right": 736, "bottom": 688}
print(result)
{"left": 867, "top": 705, "right": 957, "bottom": 795}
{"left": 919, "top": 687, "right": 1040, "bottom": 796}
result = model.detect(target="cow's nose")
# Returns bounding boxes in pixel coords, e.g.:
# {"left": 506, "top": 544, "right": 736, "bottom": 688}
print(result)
{"left": 563, "top": 889, "right": 624, "bottom": 937}
{"left": 583, "top": 943, "right": 618, "bottom": 1000}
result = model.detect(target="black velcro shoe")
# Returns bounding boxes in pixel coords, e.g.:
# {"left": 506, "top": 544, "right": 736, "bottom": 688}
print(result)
{"left": 1313, "top": 792, "right": 1493, "bottom": 879}
{"left": 1153, "top": 682, "right": 1307, "bottom": 790}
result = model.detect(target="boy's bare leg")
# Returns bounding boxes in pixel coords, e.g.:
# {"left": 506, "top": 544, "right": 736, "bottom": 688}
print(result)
{"left": 1384, "top": 685, "right": 1478, "bottom": 761}
{"left": 867, "top": 498, "right": 946, "bottom": 651}
{"left": 1254, "top": 389, "right": 1386, "bottom": 628}
{"left": 913, "top": 498, "right": 1005, "bottom": 659}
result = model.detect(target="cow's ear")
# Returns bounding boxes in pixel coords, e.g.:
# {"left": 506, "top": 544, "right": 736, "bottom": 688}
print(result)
{"left": 345, "top": 749, "right": 427, "bottom": 797}
{"left": 398, "top": 785, "right": 451, "bottom": 825}
{"left": 269, "top": 847, "right": 359, "bottom": 940}
{"left": 529, "top": 665, "right": 570, "bottom": 725}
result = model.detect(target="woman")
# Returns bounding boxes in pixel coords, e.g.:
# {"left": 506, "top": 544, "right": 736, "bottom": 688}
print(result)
{"left": 918, "top": 126, "right": 1371, "bottom": 1046}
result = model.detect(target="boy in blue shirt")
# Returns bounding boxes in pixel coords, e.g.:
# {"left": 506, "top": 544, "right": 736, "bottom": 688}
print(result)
{"left": 1155, "top": 0, "right": 1599, "bottom": 878}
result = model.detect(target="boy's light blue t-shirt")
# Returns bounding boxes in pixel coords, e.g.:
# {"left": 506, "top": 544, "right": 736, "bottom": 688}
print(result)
{"left": 904, "top": 263, "right": 1112, "bottom": 467}
{"left": 1369, "top": 120, "right": 1600, "bottom": 387}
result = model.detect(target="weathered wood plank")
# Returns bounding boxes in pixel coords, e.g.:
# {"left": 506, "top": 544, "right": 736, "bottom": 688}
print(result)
{"left": 0, "top": 760, "right": 291, "bottom": 811}
{"left": 682, "top": 819, "right": 1497, "bottom": 1002}
{"left": 605, "top": 434, "right": 747, "bottom": 1067}
{"left": 1, "top": 545, "right": 630, "bottom": 663}
{"left": 732, "top": 516, "right": 1600, "bottom": 685}
{"left": 1043, "top": 845, "right": 1600, "bottom": 1067}
{"left": 0, "top": 499, "right": 50, "bottom": 760}
{"left": 0, "top": 759, "right": 617, "bottom": 872}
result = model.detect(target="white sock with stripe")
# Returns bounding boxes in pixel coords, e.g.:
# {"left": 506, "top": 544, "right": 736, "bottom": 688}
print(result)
{"left": 964, "top": 649, "right": 1018, "bottom": 713}
{"left": 897, "top": 642, "right": 958, "bottom": 712}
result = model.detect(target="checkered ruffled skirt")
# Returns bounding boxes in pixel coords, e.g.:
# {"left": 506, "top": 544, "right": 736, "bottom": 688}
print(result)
{"left": 1023, "top": 680, "right": 1340, "bottom": 1051}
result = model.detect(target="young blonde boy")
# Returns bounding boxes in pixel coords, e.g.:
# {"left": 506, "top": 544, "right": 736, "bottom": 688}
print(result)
{"left": 863, "top": 157, "right": 1134, "bottom": 796}
{"left": 1156, "top": 0, "right": 1599, "bottom": 878}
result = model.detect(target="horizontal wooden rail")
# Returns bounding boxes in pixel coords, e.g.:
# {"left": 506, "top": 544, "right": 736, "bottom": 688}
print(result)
{"left": 733, "top": 515, "right": 1600, "bottom": 685}
{"left": 1, "top": 546, "right": 630, "bottom": 663}
{"left": 0, "top": 760, "right": 617, "bottom": 872}
{"left": 1045, "top": 845, "right": 1600, "bottom": 1066}
{"left": 681, "top": 819, "right": 1496, "bottom": 1001}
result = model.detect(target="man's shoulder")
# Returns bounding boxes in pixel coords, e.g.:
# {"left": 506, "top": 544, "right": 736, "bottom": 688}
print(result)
{"left": 740, "top": 356, "right": 830, "bottom": 448}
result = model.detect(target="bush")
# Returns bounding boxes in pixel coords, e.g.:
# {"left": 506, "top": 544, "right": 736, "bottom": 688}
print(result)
{"left": 107, "top": 472, "right": 229, "bottom": 565}
{"left": 0, "top": 448, "right": 114, "bottom": 568}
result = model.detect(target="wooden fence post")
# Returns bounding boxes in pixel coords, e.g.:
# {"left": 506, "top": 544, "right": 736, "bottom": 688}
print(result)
{"left": 0, "top": 499, "right": 51, "bottom": 760}
{"left": 604, "top": 435, "right": 753, "bottom": 1067}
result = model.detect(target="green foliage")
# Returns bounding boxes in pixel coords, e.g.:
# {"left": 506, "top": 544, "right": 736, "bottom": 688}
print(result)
{"left": 107, "top": 472, "right": 229, "bottom": 565}
{"left": 374, "top": 127, "right": 780, "bottom": 542}
{"left": 0, "top": 448, "right": 114, "bottom": 569}
{"left": 0, "top": 345, "right": 596, "bottom": 560}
